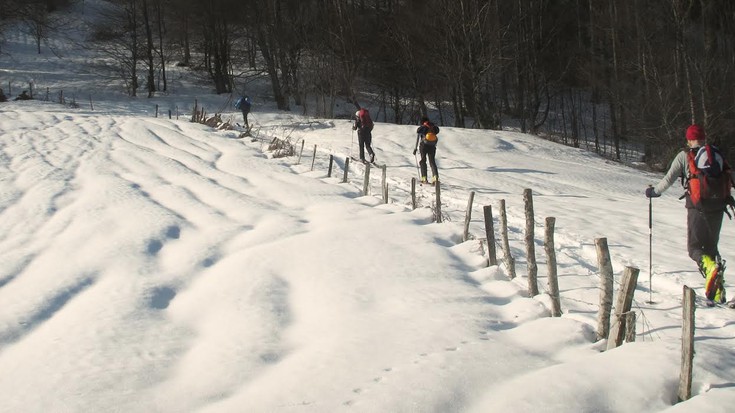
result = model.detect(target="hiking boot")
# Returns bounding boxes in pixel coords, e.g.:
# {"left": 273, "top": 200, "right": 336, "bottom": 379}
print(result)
{"left": 369, "top": 153, "right": 375, "bottom": 163}
{"left": 715, "top": 259, "right": 727, "bottom": 303}
{"left": 715, "top": 287, "right": 726, "bottom": 304}
{"left": 420, "top": 176, "right": 428, "bottom": 184}
{"left": 432, "top": 175, "right": 438, "bottom": 184}
{"left": 701, "top": 255, "right": 722, "bottom": 301}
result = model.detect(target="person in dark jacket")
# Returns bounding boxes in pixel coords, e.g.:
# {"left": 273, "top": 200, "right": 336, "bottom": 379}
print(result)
{"left": 646, "top": 124, "right": 735, "bottom": 304}
{"left": 15, "top": 90, "right": 31, "bottom": 101}
{"left": 413, "top": 116, "right": 440, "bottom": 184}
{"left": 236, "top": 96, "right": 251, "bottom": 127}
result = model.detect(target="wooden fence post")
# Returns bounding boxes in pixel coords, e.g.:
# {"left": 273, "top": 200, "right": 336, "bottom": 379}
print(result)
{"left": 606, "top": 266, "right": 640, "bottom": 350}
{"left": 499, "top": 199, "right": 516, "bottom": 278}
{"left": 411, "top": 178, "right": 417, "bottom": 210}
{"left": 381, "top": 165, "right": 388, "bottom": 204}
{"left": 191, "top": 99, "right": 198, "bottom": 122}
{"left": 545, "top": 217, "right": 561, "bottom": 315}
{"left": 155, "top": 104, "right": 159, "bottom": 118}
{"left": 343, "top": 157, "right": 350, "bottom": 183}
{"left": 297, "top": 140, "right": 305, "bottom": 164}
{"left": 463, "top": 191, "right": 475, "bottom": 242}
{"left": 483, "top": 205, "right": 498, "bottom": 266}
{"left": 595, "top": 237, "right": 614, "bottom": 340}
{"left": 434, "top": 181, "right": 442, "bottom": 223}
{"left": 310, "top": 144, "right": 317, "bottom": 171}
{"left": 328, "top": 155, "right": 334, "bottom": 177}
{"left": 362, "top": 163, "right": 371, "bottom": 196}
{"left": 525, "top": 189, "right": 539, "bottom": 296}
{"left": 678, "top": 285, "right": 695, "bottom": 402}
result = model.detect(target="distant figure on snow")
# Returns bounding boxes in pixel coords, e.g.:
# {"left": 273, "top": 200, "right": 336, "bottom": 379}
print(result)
{"left": 234, "top": 95, "right": 252, "bottom": 128}
{"left": 15, "top": 90, "right": 31, "bottom": 101}
{"left": 352, "top": 107, "right": 375, "bottom": 163}
{"left": 414, "top": 116, "right": 440, "bottom": 184}
{"left": 0, "top": 88, "right": 7, "bottom": 102}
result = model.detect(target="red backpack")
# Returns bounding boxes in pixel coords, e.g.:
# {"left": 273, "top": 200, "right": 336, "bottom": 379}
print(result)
{"left": 357, "top": 108, "right": 373, "bottom": 128}
{"left": 686, "top": 144, "right": 733, "bottom": 211}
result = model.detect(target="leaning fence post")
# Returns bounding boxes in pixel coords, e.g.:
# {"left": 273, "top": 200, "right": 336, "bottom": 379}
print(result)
{"left": 525, "top": 189, "right": 539, "bottom": 296}
{"left": 362, "top": 163, "right": 371, "bottom": 196}
{"left": 297, "top": 140, "right": 305, "bottom": 164}
{"left": 499, "top": 199, "right": 516, "bottom": 278}
{"left": 463, "top": 191, "right": 475, "bottom": 242}
{"left": 595, "top": 237, "right": 614, "bottom": 340}
{"left": 483, "top": 205, "right": 498, "bottom": 266}
{"left": 678, "top": 285, "right": 695, "bottom": 402}
{"left": 328, "top": 155, "right": 334, "bottom": 177}
{"left": 624, "top": 312, "right": 636, "bottom": 342}
{"left": 545, "top": 217, "right": 561, "bottom": 316}
{"left": 607, "top": 266, "right": 640, "bottom": 350}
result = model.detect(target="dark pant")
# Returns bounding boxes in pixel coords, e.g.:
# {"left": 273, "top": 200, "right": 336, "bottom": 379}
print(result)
{"left": 687, "top": 207, "right": 724, "bottom": 264}
{"left": 241, "top": 109, "right": 250, "bottom": 126}
{"left": 419, "top": 143, "right": 438, "bottom": 180}
{"left": 358, "top": 126, "right": 374, "bottom": 160}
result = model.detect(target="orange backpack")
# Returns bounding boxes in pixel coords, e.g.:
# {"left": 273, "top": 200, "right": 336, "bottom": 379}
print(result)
{"left": 686, "top": 144, "right": 732, "bottom": 211}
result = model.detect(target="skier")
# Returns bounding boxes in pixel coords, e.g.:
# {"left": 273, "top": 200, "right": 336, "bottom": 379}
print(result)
{"left": 15, "top": 90, "right": 31, "bottom": 101}
{"left": 645, "top": 124, "right": 735, "bottom": 305}
{"left": 352, "top": 107, "right": 375, "bottom": 163}
{"left": 235, "top": 95, "right": 252, "bottom": 129}
{"left": 413, "top": 116, "right": 440, "bottom": 184}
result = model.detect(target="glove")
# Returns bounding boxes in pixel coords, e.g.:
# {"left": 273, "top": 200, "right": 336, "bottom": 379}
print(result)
{"left": 412, "top": 149, "right": 417, "bottom": 155}
{"left": 645, "top": 187, "right": 660, "bottom": 198}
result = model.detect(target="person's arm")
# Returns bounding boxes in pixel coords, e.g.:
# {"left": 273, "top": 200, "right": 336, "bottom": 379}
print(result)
{"left": 652, "top": 151, "right": 687, "bottom": 196}
{"left": 413, "top": 127, "right": 425, "bottom": 154}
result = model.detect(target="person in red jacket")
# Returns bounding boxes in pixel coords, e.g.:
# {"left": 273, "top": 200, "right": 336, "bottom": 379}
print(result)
{"left": 352, "top": 107, "right": 375, "bottom": 163}
{"left": 413, "top": 116, "right": 440, "bottom": 184}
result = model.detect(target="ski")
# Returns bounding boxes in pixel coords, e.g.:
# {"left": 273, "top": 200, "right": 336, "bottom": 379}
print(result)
{"left": 349, "top": 157, "right": 383, "bottom": 168}
{"left": 701, "top": 297, "right": 734, "bottom": 308}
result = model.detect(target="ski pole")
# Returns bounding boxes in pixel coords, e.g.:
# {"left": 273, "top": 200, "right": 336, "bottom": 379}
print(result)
{"left": 414, "top": 151, "right": 421, "bottom": 181}
{"left": 648, "top": 186, "right": 654, "bottom": 304}
{"left": 351, "top": 121, "right": 355, "bottom": 159}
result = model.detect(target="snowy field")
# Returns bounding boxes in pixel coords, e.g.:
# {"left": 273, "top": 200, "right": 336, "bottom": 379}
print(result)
{"left": 1, "top": 3, "right": 735, "bottom": 412}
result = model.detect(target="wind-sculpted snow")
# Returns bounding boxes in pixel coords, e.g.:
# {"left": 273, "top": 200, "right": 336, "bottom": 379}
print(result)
{"left": 0, "top": 100, "right": 734, "bottom": 413}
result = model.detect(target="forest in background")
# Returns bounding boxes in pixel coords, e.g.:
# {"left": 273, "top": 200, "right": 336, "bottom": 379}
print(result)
{"left": 2, "top": 0, "right": 734, "bottom": 169}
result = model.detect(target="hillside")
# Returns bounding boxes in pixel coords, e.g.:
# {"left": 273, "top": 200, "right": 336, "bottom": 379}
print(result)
{"left": 1, "top": 5, "right": 735, "bottom": 413}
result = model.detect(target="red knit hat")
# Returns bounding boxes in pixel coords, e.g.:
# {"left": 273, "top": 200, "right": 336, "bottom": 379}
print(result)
{"left": 686, "top": 124, "right": 705, "bottom": 141}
